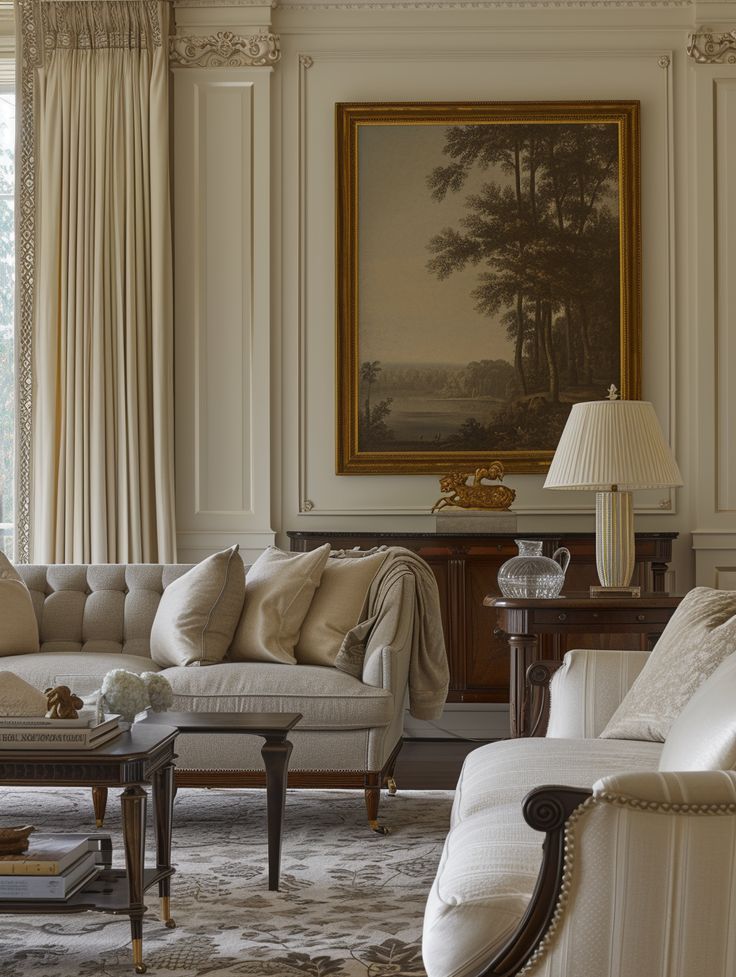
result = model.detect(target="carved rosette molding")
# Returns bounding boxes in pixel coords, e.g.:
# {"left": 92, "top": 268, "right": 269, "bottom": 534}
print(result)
{"left": 170, "top": 30, "right": 280, "bottom": 67}
{"left": 687, "top": 28, "right": 736, "bottom": 64}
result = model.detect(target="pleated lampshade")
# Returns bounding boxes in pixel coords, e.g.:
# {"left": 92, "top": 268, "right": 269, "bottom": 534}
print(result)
{"left": 544, "top": 400, "right": 683, "bottom": 491}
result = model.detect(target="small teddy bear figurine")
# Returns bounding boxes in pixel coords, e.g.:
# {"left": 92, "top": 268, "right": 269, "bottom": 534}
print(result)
{"left": 44, "top": 685, "right": 84, "bottom": 720}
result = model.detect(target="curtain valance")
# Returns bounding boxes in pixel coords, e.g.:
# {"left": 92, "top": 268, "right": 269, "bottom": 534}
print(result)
{"left": 37, "top": 1, "right": 163, "bottom": 54}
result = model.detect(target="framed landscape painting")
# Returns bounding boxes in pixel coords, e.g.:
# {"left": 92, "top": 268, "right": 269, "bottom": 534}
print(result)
{"left": 335, "top": 101, "right": 641, "bottom": 474}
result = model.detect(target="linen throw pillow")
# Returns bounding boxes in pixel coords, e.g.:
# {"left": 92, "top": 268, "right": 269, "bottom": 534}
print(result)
{"left": 601, "top": 587, "right": 736, "bottom": 742}
{"left": 0, "top": 551, "right": 40, "bottom": 656}
{"left": 295, "top": 550, "right": 388, "bottom": 667}
{"left": 659, "top": 652, "right": 736, "bottom": 771}
{"left": 150, "top": 545, "right": 245, "bottom": 667}
{"left": 228, "top": 544, "right": 331, "bottom": 665}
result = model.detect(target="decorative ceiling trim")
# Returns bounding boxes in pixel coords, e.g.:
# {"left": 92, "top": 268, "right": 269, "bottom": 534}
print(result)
{"left": 170, "top": 30, "right": 280, "bottom": 67}
{"left": 278, "top": 0, "right": 692, "bottom": 9}
{"left": 687, "top": 28, "right": 736, "bottom": 64}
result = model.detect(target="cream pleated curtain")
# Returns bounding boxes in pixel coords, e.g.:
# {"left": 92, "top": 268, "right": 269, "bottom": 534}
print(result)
{"left": 16, "top": 0, "right": 176, "bottom": 563}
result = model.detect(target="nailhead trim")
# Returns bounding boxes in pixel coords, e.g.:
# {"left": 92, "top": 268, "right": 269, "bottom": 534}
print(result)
{"left": 519, "top": 791, "right": 736, "bottom": 975}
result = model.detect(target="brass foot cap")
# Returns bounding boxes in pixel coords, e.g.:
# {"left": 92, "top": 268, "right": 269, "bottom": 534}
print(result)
{"left": 387, "top": 777, "right": 398, "bottom": 796}
{"left": 135, "top": 966, "right": 147, "bottom": 974}
{"left": 164, "top": 918, "right": 176, "bottom": 929}
{"left": 95, "top": 819, "right": 104, "bottom": 828}
{"left": 369, "top": 820, "right": 391, "bottom": 836}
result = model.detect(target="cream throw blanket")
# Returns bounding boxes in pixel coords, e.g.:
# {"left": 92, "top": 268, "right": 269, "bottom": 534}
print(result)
{"left": 335, "top": 547, "right": 450, "bottom": 720}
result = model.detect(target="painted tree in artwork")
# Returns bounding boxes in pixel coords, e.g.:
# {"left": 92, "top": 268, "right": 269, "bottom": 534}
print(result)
{"left": 359, "top": 360, "right": 394, "bottom": 448}
{"left": 426, "top": 122, "right": 620, "bottom": 411}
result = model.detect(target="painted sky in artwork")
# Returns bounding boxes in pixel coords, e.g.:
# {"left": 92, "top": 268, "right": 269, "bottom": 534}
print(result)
{"left": 357, "top": 124, "right": 515, "bottom": 366}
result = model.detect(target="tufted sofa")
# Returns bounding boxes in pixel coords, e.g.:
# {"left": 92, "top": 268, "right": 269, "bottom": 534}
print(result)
{"left": 423, "top": 642, "right": 736, "bottom": 977}
{"left": 2, "top": 559, "right": 422, "bottom": 832}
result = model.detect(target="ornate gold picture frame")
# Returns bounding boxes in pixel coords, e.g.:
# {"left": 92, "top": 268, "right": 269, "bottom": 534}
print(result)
{"left": 336, "top": 101, "right": 641, "bottom": 475}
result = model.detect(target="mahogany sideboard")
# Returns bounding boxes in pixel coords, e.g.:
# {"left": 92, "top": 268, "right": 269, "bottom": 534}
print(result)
{"left": 287, "top": 531, "right": 677, "bottom": 707}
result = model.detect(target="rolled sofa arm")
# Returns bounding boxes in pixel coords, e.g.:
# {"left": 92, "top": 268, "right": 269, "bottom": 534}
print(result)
{"left": 593, "top": 769, "right": 736, "bottom": 807}
{"left": 546, "top": 648, "right": 650, "bottom": 739}
{"left": 475, "top": 770, "right": 736, "bottom": 977}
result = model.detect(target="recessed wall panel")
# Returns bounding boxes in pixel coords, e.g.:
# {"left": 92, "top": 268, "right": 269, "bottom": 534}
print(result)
{"left": 716, "top": 80, "right": 736, "bottom": 512}
{"left": 197, "top": 82, "right": 253, "bottom": 515}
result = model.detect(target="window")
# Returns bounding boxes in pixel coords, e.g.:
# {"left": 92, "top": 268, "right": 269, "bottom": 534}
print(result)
{"left": 0, "top": 90, "right": 13, "bottom": 558}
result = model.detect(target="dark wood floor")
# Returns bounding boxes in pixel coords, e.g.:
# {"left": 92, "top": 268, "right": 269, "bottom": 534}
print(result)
{"left": 394, "top": 739, "right": 491, "bottom": 789}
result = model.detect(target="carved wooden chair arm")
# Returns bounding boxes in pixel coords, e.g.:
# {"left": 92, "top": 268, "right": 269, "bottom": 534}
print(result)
{"left": 476, "top": 785, "right": 593, "bottom": 977}
{"left": 523, "top": 660, "right": 564, "bottom": 738}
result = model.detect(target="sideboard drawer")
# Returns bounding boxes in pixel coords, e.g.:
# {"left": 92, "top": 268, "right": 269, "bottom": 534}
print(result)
{"left": 533, "top": 608, "right": 674, "bottom": 626}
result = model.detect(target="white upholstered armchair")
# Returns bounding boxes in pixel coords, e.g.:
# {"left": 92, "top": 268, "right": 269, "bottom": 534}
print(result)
{"left": 423, "top": 592, "right": 736, "bottom": 977}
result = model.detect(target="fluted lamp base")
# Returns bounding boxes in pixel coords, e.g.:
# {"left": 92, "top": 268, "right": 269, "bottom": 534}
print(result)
{"left": 593, "top": 490, "right": 639, "bottom": 594}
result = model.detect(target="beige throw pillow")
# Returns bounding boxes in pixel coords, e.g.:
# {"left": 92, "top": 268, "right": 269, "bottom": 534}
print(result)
{"left": 295, "top": 551, "right": 388, "bottom": 667}
{"left": 150, "top": 545, "right": 245, "bottom": 667}
{"left": 0, "top": 551, "right": 39, "bottom": 656}
{"left": 601, "top": 587, "right": 736, "bottom": 742}
{"left": 228, "top": 545, "right": 331, "bottom": 665}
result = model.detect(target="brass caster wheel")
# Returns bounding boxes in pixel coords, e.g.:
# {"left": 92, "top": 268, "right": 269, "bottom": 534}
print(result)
{"left": 369, "top": 819, "right": 391, "bottom": 836}
{"left": 135, "top": 965, "right": 147, "bottom": 974}
{"left": 165, "top": 918, "right": 177, "bottom": 930}
{"left": 387, "top": 776, "right": 398, "bottom": 796}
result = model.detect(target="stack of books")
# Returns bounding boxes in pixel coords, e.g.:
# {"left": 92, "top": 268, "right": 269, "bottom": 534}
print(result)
{"left": 0, "top": 711, "right": 122, "bottom": 750}
{"left": 0, "top": 833, "right": 111, "bottom": 901}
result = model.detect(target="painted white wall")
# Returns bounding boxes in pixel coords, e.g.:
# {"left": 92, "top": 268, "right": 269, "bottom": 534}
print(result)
{"left": 169, "top": 1, "right": 736, "bottom": 730}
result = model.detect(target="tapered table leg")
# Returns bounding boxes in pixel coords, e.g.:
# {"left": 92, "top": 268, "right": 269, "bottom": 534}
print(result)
{"left": 152, "top": 761, "right": 176, "bottom": 928}
{"left": 508, "top": 633, "right": 538, "bottom": 737}
{"left": 260, "top": 734, "right": 293, "bottom": 891}
{"left": 121, "top": 785, "right": 148, "bottom": 974}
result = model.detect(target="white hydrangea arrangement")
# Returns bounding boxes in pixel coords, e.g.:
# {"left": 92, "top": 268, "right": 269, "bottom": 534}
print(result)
{"left": 141, "top": 672, "right": 174, "bottom": 712}
{"left": 100, "top": 669, "right": 173, "bottom": 724}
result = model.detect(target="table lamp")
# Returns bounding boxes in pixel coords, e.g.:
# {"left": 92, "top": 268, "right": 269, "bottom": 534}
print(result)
{"left": 543, "top": 387, "right": 682, "bottom": 595}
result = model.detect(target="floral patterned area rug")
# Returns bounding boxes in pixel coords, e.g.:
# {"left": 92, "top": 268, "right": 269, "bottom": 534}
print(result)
{"left": 0, "top": 787, "right": 454, "bottom": 977}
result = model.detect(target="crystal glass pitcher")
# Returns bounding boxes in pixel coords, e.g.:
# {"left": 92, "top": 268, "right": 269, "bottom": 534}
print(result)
{"left": 497, "top": 539, "right": 571, "bottom": 598}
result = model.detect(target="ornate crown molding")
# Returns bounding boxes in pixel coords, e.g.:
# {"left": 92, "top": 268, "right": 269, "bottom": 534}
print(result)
{"left": 169, "top": 30, "right": 280, "bottom": 67}
{"left": 278, "top": 0, "right": 692, "bottom": 9}
{"left": 687, "top": 28, "right": 736, "bottom": 64}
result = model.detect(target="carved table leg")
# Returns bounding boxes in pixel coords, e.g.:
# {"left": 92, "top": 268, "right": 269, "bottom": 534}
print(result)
{"left": 120, "top": 785, "right": 148, "bottom": 974}
{"left": 261, "top": 734, "right": 293, "bottom": 892}
{"left": 92, "top": 786, "right": 108, "bottom": 828}
{"left": 152, "top": 762, "right": 176, "bottom": 929}
{"left": 508, "top": 633, "right": 538, "bottom": 738}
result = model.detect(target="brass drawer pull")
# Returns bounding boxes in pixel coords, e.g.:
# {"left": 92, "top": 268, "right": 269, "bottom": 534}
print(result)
{"left": 557, "top": 612, "right": 567, "bottom": 622}
{"left": 637, "top": 613, "right": 646, "bottom": 622}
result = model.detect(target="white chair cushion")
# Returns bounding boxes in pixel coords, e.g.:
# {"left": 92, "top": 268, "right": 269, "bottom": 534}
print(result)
{"left": 0, "top": 652, "right": 160, "bottom": 693}
{"left": 453, "top": 736, "right": 663, "bottom": 826}
{"left": 161, "top": 661, "right": 394, "bottom": 730}
{"left": 601, "top": 587, "right": 736, "bottom": 742}
{"left": 660, "top": 652, "right": 736, "bottom": 771}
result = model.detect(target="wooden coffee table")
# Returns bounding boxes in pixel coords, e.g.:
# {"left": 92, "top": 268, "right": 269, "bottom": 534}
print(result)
{"left": 0, "top": 723, "right": 178, "bottom": 973}
{"left": 140, "top": 711, "right": 301, "bottom": 891}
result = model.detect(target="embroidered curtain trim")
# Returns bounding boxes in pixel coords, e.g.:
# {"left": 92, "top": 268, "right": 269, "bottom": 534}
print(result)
{"left": 15, "top": 0, "right": 168, "bottom": 562}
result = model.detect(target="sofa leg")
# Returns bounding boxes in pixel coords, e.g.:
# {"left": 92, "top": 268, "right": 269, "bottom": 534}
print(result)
{"left": 92, "top": 786, "right": 108, "bottom": 828}
{"left": 365, "top": 787, "right": 390, "bottom": 835}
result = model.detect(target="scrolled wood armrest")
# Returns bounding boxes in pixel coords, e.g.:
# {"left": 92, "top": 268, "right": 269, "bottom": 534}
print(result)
{"left": 524, "top": 660, "right": 564, "bottom": 738}
{"left": 476, "top": 785, "right": 593, "bottom": 977}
